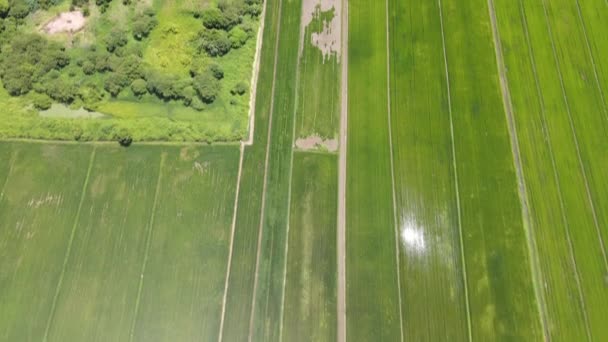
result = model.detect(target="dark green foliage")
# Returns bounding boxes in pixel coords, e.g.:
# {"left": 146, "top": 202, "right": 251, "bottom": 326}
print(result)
{"left": 145, "top": 71, "right": 179, "bottom": 100}
{"left": 201, "top": 7, "right": 240, "bottom": 31}
{"left": 130, "top": 78, "right": 147, "bottom": 96}
{"left": 104, "top": 72, "right": 129, "bottom": 97}
{"left": 231, "top": 82, "right": 247, "bottom": 96}
{"left": 193, "top": 73, "right": 220, "bottom": 103}
{"left": 0, "top": 34, "right": 69, "bottom": 95}
{"left": 208, "top": 63, "right": 224, "bottom": 79}
{"left": 32, "top": 93, "right": 52, "bottom": 110}
{"left": 105, "top": 29, "right": 128, "bottom": 52}
{"left": 196, "top": 29, "right": 232, "bottom": 57}
{"left": 132, "top": 11, "right": 157, "bottom": 40}
{"left": 229, "top": 26, "right": 249, "bottom": 48}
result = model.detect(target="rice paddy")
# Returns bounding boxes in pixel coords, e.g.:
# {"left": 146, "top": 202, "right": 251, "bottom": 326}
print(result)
{"left": 2, "top": 0, "right": 608, "bottom": 340}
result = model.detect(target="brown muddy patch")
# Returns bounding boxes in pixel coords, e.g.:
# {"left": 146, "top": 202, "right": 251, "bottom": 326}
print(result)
{"left": 295, "top": 135, "right": 338, "bottom": 152}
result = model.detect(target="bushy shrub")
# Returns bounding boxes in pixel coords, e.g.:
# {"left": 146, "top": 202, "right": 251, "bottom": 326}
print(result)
{"left": 231, "top": 81, "right": 248, "bottom": 96}
{"left": 193, "top": 73, "right": 220, "bottom": 103}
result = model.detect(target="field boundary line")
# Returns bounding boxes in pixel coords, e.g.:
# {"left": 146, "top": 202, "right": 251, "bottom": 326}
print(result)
{"left": 436, "top": 0, "right": 473, "bottom": 340}
{"left": 218, "top": 144, "right": 245, "bottom": 342}
{"left": 128, "top": 153, "right": 165, "bottom": 342}
{"left": 42, "top": 146, "right": 97, "bottom": 342}
{"left": 248, "top": 0, "right": 285, "bottom": 338}
{"left": 573, "top": 0, "right": 608, "bottom": 123}
{"left": 244, "top": 0, "right": 269, "bottom": 146}
{"left": 337, "top": 0, "right": 348, "bottom": 339}
{"left": 541, "top": 0, "right": 608, "bottom": 273}
{"left": 519, "top": 0, "right": 595, "bottom": 336}
{"left": 384, "top": 0, "right": 405, "bottom": 341}
{"left": 0, "top": 149, "right": 18, "bottom": 202}
{"left": 0, "top": 138, "right": 241, "bottom": 147}
{"left": 486, "top": 0, "right": 549, "bottom": 338}
{"left": 278, "top": 0, "right": 306, "bottom": 338}
{"left": 540, "top": 0, "right": 595, "bottom": 338}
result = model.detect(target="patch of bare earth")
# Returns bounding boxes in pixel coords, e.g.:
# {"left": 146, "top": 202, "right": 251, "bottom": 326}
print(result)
{"left": 295, "top": 135, "right": 338, "bottom": 152}
{"left": 301, "top": 0, "right": 341, "bottom": 62}
{"left": 43, "top": 11, "right": 86, "bottom": 34}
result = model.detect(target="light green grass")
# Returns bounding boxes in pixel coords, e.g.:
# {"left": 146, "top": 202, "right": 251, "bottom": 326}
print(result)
{"left": 44, "top": 146, "right": 162, "bottom": 341}
{"left": 346, "top": 0, "right": 402, "bottom": 340}
{"left": 388, "top": 0, "right": 470, "bottom": 339}
{"left": 441, "top": 0, "right": 542, "bottom": 339}
{"left": 295, "top": 7, "right": 340, "bottom": 139}
{"left": 282, "top": 152, "right": 337, "bottom": 342}
{"left": 219, "top": 0, "right": 285, "bottom": 339}
{"left": 249, "top": 0, "right": 302, "bottom": 339}
{"left": 0, "top": 143, "right": 93, "bottom": 341}
{"left": 131, "top": 145, "right": 239, "bottom": 341}
{"left": 494, "top": 0, "right": 601, "bottom": 339}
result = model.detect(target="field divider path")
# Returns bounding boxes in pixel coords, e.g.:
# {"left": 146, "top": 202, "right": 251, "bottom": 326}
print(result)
{"left": 486, "top": 0, "right": 549, "bottom": 337}
{"left": 247, "top": 0, "right": 285, "bottom": 338}
{"left": 42, "top": 146, "right": 97, "bottom": 342}
{"left": 540, "top": 0, "right": 607, "bottom": 274}
{"left": 218, "top": 144, "right": 245, "bottom": 342}
{"left": 573, "top": 0, "right": 608, "bottom": 122}
{"left": 277, "top": 1, "right": 306, "bottom": 338}
{"left": 384, "top": 0, "right": 404, "bottom": 340}
{"left": 128, "top": 153, "right": 165, "bottom": 342}
{"left": 337, "top": 0, "right": 348, "bottom": 340}
{"left": 436, "top": 0, "right": 472, "bottom": 340}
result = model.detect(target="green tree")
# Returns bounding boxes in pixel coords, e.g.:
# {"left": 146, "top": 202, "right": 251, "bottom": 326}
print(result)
{"left": 193, "top": 73, "right": 220, "bottom": 103}
{"left": 131, "top": 78, "right": 147, "bottom": 97}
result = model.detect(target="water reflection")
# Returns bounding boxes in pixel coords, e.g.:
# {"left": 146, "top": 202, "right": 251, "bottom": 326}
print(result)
{"left": 400, "top": 217, "right": 426, "bottom": 254}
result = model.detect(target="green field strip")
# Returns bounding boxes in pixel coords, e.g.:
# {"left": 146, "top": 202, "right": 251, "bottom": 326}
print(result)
{"left": 539, "top": 0, "right": 608, "bottom": 261}
{"left": 220, "top": 0, "right": 284, "bottom": 338}
{"left": 131, "top": 146, "right": 239, "bottom": 341}
{"left": 385, "top": 0, "right": 471, "bottom": 339}
{"left": 249, "top": 0, "right": 303, "bottom": 339}
{"left": 573, "top": 0, "right": 608, "bottom": 122}
{"left": 529, "top": 0, "right": 608, "bottom": 338}
{"left": 282, "top": 152, "right": 337, "bottom": 342}
{"left": 346, "top": 0, "right": 402, "bottom": 340}
{"left": 0, "top": 143, "right": 93, "bottom": 341}
{"left": 493, "top": 1, "right": 594, "bottom": 339}
{"left": 43, "top": 147, "right": 97, "bottom": 342}
{"left": 40, "top": 146, "right": 162, "bottom": 342}
{"left": 570, "top": 0, "right": 608, "bottom": 263}
{"left": 295, "top": 7, "right": 341, "bottom": 139}
{"left": 440, "top": 0, "right": 543, "bottom": 340}
{"left": 0, "top": 144, "right": 15, "bottom": 201}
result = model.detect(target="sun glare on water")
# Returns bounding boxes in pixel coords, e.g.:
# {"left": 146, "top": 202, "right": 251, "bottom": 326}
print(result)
{"left": 400, "top": 217, "right": 426, "bottom": 254}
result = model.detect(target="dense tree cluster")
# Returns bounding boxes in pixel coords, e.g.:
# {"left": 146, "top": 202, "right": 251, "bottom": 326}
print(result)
{"left": 0, "top": 0, "right": 260, "bottom": 116}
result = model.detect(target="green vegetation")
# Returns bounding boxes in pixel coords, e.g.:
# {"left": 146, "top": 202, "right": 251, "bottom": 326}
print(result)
{"left": 0, "top": 0, "right": 262, "bottom": 142}
{"left": 388, "top": 0, "right": 469, "bottom": 339}
{"left": 347, "top": 0, "right": 402, "bottom": 340}
{"left": 295, "top": 6, "right": 339, "bottom": 139}
{"left": 495, "top": 0, "right": 608, "bottom": 339}
{"left": 0, "top": 143, "right": 93, "bottom": 341}
{"left": 0, "top": 143, "right": 240, "bottom": 341}
{"left": 283, "top": 152, "right": 337, "bottom": 342}
{"left": 441, "top": 0, "right": 542, "bottom": 339}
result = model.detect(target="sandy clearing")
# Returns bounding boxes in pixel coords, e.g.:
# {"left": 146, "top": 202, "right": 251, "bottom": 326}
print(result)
{"left": 43, "top": 11, "right": 86, "bottom": 34}
{"left": 295, "top": 135, "right": 338, "bottom": 152}
{"left": 302, "top": 0, "right": 341, "bottom": 61}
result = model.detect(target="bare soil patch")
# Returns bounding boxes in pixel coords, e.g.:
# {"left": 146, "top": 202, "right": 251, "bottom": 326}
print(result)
{"left": 302, "top": 0, "right": 341, "bottom": 61}
{"left": 43, "top": 11, "right": 86, "bottom": 34}
{"left": 295, "top": 135, "right": 338, "bottom": 152}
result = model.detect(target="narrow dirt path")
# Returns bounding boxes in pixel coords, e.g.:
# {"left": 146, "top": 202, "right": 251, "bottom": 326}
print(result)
{"left": 336, "top": 0, "right": 348, "bottom": 340}
{"left": 383, "top": 0, "right": 405, "bottom": 340}
{"left": 486, "top": 0, "right": 549, "bottom": 338}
